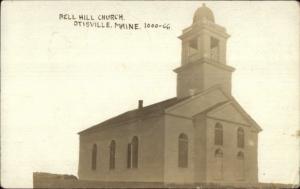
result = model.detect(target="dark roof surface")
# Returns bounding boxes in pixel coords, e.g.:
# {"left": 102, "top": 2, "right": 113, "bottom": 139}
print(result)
{"left": 79, "top": 97, "right": 187, "bottom": 135}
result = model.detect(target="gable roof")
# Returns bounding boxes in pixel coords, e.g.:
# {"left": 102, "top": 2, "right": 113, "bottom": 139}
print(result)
{"left": 79, "top": 86, "right": 262, "bottom": 135}
{"left": 78, "top": 97, "right": 187, "bottom": 135}
{"left": 206, "top": 101, "right": 251, "bottom": 125}
{"left": 228, "top": 98, "right": 262, "bottom": 131}
{"left": 165, "top": 85, "right": 230, "bottom": 117}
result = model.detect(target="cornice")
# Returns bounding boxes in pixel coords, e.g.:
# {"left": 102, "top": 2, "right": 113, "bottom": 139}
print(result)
{"left": 174, "top": 58, "right": 235, "bottom": 73}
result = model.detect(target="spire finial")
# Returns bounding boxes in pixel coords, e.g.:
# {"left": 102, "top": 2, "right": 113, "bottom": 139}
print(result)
{"left": 202, "top": 3, "right": 206, "bottom": 7}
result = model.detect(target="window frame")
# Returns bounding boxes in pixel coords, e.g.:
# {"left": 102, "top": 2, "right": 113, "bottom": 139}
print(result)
{"left": 178, "top": 133, "right": 188, "bottom": 168}
{"left": 109, "top": 140, "right": 116, "bottom": 170}
{"left": 127, "top": 136, "right": 139, "bottom": 169}
{"left": 131, "top": 136, "right": 139, "bottom": 169}
{"left": 91, "top": 144, "right": 97, "bottom": 171}
{"left": 214, "top": 122, "right": 223, "bottom": 146}
{"left": 237, "top": 127, "right": 245, "bottom": 148}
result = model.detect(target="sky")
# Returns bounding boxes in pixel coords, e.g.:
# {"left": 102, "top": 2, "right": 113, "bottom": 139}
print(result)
{"left": 1, "top": 1, "right": 299, "bottom": 188}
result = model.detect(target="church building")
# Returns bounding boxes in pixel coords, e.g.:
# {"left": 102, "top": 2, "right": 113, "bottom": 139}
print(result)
{"left": 78, "top": 4, "right": 262, "bottom": 185}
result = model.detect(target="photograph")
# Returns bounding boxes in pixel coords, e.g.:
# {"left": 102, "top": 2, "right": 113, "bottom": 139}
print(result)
{"left": 1, "top": 1, "right": 299, "bottom": 188}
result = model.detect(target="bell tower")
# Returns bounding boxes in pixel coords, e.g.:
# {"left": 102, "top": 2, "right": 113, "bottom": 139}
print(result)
{"left": 175, "top": 4, "right": 235, "bottom": 98}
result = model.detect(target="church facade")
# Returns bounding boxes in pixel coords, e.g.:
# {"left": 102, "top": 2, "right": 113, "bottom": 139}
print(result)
{"left": 78, "top": 4, "right": 262, "bottom": 185}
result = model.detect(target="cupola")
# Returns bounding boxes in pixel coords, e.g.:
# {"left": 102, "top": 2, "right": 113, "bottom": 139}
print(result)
{"left": 193, "top": 3, "right": 215, "bottom": 24}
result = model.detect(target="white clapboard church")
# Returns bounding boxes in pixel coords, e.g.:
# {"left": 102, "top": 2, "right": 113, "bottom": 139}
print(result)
{"left": 77, "top": 4, "right": 262, "bottom": 185}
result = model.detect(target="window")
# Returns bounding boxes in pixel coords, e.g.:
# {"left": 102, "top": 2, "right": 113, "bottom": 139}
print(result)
{"left": 132, "top": 136, "right": 139, "bottom": 168}
{"left": 215, "top": 123, "right": 223, "bottom": 145}
{"left": 215, "top": 148, "right": 223, "bottom": 158}
{"left": 237, "top": 127, "right": 245, "bottom": 148}
{"left": 91, "top": 144, "right": 97, "bottom": 170}
{"left": 127, "top": 136, "right": 139, "bottom": 169}
{"left": 109, "top": 140, "right": 116, "bottom": 170}
{"left": 210, "top": 37, "right": 220, "bottom": 61}
{"left": 237, "top": 151, "right": 244, "bottom": 160}
{"left": 127, "top": 143, "right": 131, "bottom": 168}
{"left": 189, "top": 39, "right": 198, "bottom": 49}
{"left": 178, "top": 133, "right": 188, "bottom": 168}
{"left": 188, "top": 38, "right": 198, "bottom": 56}
{"left": 236, "top": 151, "right": 245, "bottom": 180}
{"left": 214, "top": 149, "right": 223, "bottom": 180}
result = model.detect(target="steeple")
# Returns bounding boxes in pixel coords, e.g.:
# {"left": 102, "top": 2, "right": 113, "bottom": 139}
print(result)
{"left": 175, "top": 4, "right": 235, "bottom": 98}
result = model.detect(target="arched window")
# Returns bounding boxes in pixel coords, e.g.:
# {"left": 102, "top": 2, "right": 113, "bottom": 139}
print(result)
{"left": 109, "top": 140, "right": 116, "bottom": 170}
{"left": 214, "top": 149, "right": 223, "bottom": 180}
{"left": 215, "top": 148, "right": 223, "bottom": 157}
{"left": 215, "top": 123, "right": 223, "bottom": 145}
{"left": 237, "top": 127, "right": 244, "bottom": 148}
{"left": 91, "top": 144, "right": 97, "bottom": 170}
{"left": 127, "top": 136, "right": 139, "bottom": 169}
{"left": 178, "top": 133, "right": 188, "bottom": 168}
{"left": 236, "top": 151, "right": 245, "bottom": 180}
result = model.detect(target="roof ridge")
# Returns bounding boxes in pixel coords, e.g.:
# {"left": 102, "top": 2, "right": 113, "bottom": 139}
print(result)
{"left": 78, "top": 97, "right": 180, "bottom": 135}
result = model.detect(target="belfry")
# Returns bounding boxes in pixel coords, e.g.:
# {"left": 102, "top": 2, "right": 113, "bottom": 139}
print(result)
{"left": 176, "top": 4, "right": 234, "bottom": 98}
